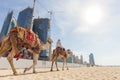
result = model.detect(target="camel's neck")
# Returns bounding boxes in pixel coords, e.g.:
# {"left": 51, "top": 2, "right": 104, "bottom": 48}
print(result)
{"left": 40, "top": 42, "right": 50, "bottom": 50}
{"left": 66, "top": 51, "right": 72, "bottom": 58}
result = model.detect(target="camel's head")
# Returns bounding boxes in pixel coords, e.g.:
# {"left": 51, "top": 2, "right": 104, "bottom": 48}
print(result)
{"left": 47, "top": 37, "right": 53, "bottom": 44}
{"left": 66, "top": 49, "right": 73, "bottom": 58}
{"left": 67, "top": 49, "right": 72, "bottom": 54}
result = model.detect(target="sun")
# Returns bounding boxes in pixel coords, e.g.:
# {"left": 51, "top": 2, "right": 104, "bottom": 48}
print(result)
{"left": 83, "top": 5, "right": 103, "bottom": 25}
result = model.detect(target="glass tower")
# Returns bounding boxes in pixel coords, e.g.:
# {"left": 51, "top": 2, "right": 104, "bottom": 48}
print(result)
{"left": 17, "top": 7, "right": 33, "bottom": 28}
{"left": 0, "top": 11, "right": 15, "bottom": 39}
{"left": 80, "top": 55, "right": 83, "bottom": 64}
{"left": 89, "top": 53, "right": 95, "bottom": 66}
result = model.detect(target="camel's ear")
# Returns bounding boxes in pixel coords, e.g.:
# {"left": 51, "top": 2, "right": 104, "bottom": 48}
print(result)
{"left": 67, "top": 49, "right": 72, "bottom": 54}
{"left": 14, "top": 25, "right": 19, "bottom": 32}
{"left": 67, "top": 49, "right": 70, "bottom": 51}
{"left": 16, "top": 23, "right": 19, "bottom": 27}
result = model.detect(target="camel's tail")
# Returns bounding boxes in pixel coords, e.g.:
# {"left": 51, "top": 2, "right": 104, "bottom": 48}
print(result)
{"left": 0, "top": 36, "right": 11, "bottom": 57}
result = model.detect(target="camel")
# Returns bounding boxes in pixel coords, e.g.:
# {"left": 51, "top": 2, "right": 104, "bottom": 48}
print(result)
{"left": 0, "top": 26, "right": 52, "bottom": 75}
{"left": 50, "top": 47, "right": 72, "bottom": 71}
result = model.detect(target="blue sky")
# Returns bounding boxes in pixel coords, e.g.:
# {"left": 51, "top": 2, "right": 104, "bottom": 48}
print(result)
{"left": 0, "top": 0, "right": 120, "bottom": 65}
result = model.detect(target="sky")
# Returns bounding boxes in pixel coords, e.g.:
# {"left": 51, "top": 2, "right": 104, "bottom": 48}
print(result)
{"left": 0, "top": 0, "right": 120, "bottom": 65}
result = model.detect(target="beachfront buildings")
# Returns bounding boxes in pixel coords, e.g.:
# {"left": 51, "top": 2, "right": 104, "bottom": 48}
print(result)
{"left": 0, "top": 11, "right": 16, "bottom": 40}
{"left": 89, "top": 53, "right": 95, "bottom": 66}
{"left": 17, "top": 7, "right": 33, "bottom": 28}
{"left": 33, "top": 18, "right": 50, "bottom": 60}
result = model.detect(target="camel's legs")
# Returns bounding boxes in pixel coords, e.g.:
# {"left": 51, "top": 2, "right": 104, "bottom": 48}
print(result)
{"left": 62, "top": 59, "right": 65, "bottom": 70}
{"left": 33, "top": 53, "right": 39, "bottom": 73}
{"left": 50, "top": 58, "right": 55, "bottom": 71}
{"left": 65, "top": 59, "right": 69, "bottom": 70}
{"left": 62, "top": 59, "right": 69, "bottom": 70}
{"left": 55, "top": 60, "right": 59, "bottom": 71}
{"left": 50, "top": 55, "right": 58, "bottom": 71}
{"left": 7, "top": 49, "right": 17, "bottom": 75}
{"left": 24, "top": 53, "right": 39, "bottom": 73}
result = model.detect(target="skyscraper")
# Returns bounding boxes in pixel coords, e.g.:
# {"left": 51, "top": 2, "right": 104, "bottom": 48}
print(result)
{"left": 0, "top": 10, "right": 16, "bottom": 40}
{"left": 89, "top": 53, "right": 95, "bottom": 66}
{"left": 33, "top": 18, "right": 50, "bottom": 60}
{"left": 80, "top": 55, "right": 83, "bottom": 64}
{"left": 17, "top": 7, "right": 33, "bottom": 28}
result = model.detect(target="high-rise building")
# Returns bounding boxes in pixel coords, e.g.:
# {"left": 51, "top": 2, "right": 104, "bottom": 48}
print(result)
{"left": 33, "top": 18, "right": 50, "bottom": 60}
{"left": 0, "top": 11, "right": 16, "bottom": 40}
{"left": 72, "top": 55, "right": 80, "bottom": 63}
{"left": 80, "top": 55, "right": 83, "bottom": 64}
{"left": 17, "top": 7, "right": 33, "bottom": 28}
{"left": 89, "top": 53, "right": 95, "bottom": 66}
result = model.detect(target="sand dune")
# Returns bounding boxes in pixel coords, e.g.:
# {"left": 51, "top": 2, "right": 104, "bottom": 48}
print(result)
{"left": 1, "top": 67, "right": 120, "bottom": 80}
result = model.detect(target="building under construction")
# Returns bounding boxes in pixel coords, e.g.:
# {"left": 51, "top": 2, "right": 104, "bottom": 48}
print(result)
{"left": 33, "top": 18, "right": 50, "bottom": 60}
{"left": 0, "top": 0, "right": 51, "bottom": 60}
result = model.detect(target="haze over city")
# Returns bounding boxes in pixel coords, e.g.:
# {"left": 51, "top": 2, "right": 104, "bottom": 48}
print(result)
{"left": 0, "top": 0, "right": 120, "bottom": 65}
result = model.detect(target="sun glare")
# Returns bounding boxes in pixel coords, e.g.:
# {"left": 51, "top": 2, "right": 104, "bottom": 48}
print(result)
{"left": 84, "top": 5, "right": 103, "bottom": 25}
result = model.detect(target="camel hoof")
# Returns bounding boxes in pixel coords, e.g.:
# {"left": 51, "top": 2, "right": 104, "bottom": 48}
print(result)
{"left": 62, "top": 69, "right": 64, "bottom": 71}
{"left": 24, "top": 68, "right": 27, "bottom": 73}
{"left": 57, "top": 69, "right": 59, "bottom": 71}
{"left": 50, "top": 69, "right": 53, "bottom": 71}
{"left": 13, "top": 72, "right": 18, "bottom": 75}
{"left": 67, "top": 68, "right": 69, "bottom": 70}
{"left": 33, "top": 71, "right": 36, "bottom": 73}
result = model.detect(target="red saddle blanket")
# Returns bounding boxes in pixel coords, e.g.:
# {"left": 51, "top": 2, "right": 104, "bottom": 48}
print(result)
{"left": 26, "top": 32, "right": 35, "bottom": 42}
{"left": 14, "top": 53, "right": 25, "bottom": 61}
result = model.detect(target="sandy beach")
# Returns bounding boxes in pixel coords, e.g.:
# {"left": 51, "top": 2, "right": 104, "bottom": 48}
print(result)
{"left": 0, "top": 67, "right": 120, "bottom": 80}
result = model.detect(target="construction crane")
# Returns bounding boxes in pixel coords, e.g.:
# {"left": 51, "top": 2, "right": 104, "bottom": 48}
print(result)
{"left": 47, "top": 10, "right": 63, "bottom": 60}
{"left": 30, "top": 0, "right": 36, "bottom": 29}
{"left": 47, "top": 10, "right": 53, "bottom": 60}
{"left": 33, "top": 0, "right": 63, "bottom": 60}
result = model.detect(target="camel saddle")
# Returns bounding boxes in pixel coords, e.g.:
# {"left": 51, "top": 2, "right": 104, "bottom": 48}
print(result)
{"left": 57, "top": 47, "right": 67, "bottom": 57}
{"left": 24, "top": 28, "right": 35, "bottom": 46}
